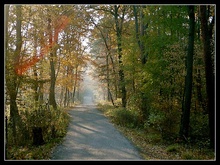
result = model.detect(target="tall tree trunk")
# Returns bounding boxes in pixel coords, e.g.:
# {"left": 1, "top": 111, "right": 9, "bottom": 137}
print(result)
{"left": 48, "top": 16, "right": 57, "bottom": 110}
{"left": 133, "top": 5, "right": 148, "bottom": 119}
{"left": 106, "top": 53, "right": 115, "bottom": 106}
{"left": 113, "top": 5, "right": 127, "bottom": 108}
{"left": 9, "top": 5, "right": 22, "bottom": 144}
{"left": 60, "top": 87, "right": 64, "bottom": 107}
{"left": 106, "top": 52, "right": 110, "bottom": 101}
{"left": 33, "top": 30, "right": 39, "bottom": 105}
{"left": 67, "top": 90, "right": 70, "bottom": 107}
{"left": 5, "top": 5, "right": 9, "bottom": 156}
{"left": 38, "top": 78, "right": 44, "bottom": 105}
{"left": 179, "top": 6, "right": 195, "bottom": 140}
{"left": 109, "top": 54, "right": 118, "bottom": 99}
{"left": 200, "top": 5, "right": 215, "bottom": 150}
{"left": 64, "top": 87, "right": 68, "bottom": 107}
{"left": 72, "top": 66, "right": 78, "bottom": 104}
{"left": 6, "top": 5, "right": 28, "bottom": 144}
{"left": 133, "top": 6, "right": 148, "bottom": 64}
{"left": 33, "top": 66, "right": 39, "bottom": 103}
{"left": 5, "top": 5, "right": 9, "bottom": 51}
{"left": 196, "top": 69, "right": 206, "bottom": 113}
{"left": 92, "top": 15, "right": 116, "bottom": 106}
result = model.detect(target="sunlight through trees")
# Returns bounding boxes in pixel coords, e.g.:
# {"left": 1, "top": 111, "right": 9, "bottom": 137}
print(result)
{"left": 5, "top": 4, "right": 215, "bottom": 160}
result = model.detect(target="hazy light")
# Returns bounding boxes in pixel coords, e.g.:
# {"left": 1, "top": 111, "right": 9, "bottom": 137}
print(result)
{"left": 81, "top": 63, "right": 104, "bottom": 105}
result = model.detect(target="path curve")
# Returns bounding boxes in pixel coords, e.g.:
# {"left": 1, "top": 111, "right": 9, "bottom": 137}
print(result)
{"left": 50, "top": 104, "right": 144, "bottom": 161}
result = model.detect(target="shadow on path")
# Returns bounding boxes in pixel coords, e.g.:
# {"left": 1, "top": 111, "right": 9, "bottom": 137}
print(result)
{"left": 51, "top": 104, "right": 144, "bottom": 161}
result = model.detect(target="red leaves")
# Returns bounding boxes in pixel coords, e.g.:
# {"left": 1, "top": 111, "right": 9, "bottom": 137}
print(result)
{"left": 15, "top": 15, "right": 70, "bottom": 76}
{"left": 15, "top": 56, "right": 41, "bottom": 75}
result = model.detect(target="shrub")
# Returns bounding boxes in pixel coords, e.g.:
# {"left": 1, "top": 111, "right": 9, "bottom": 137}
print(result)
{"left": 146, "top": 133, "right": 162, "bottom": 144}
{"left": 181, "top": 151, "right": 194, "bottom": 160}
{"left": 6, "top": 104, "right": 70, "bottom": 147}
{"left": 189, "top": 112, "right": 209, "bottom": 146}
{"left": 166, "top": 144, "right": 180, "bottom": 153}
{"left": 108, "top": 107, "right": 141, "bottom": 128}
{"left": 146, "top": 107, "right": 180, "bottom": 142}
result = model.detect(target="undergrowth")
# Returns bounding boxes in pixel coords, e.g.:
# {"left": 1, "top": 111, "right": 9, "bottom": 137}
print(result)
{"left": 5, "top": 106, "right": 70, "bottom": 160}
{"left": 96, "top": 103, "right": 215, "bottom": 160}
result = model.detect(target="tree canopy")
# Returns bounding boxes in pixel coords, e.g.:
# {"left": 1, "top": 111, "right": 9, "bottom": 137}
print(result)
{"left": 5, "top": 4, "right": 215, "bottom": 159}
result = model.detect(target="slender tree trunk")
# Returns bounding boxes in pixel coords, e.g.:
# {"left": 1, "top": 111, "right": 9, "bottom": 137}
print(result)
{"left": 133, "top": 5, "right": 148, "bottom": 119}
{"left": 67, "top": 90, "right": 70, "bottom": 107}
{"left": 5, "top": 5, "right": 9, "bottom": 51}
{"left": 48, "top": 16, "right": 57, "bottom": 110}
{"left": 33, "top": 66, "right": 39, "bottom": 103}
{"left": 106, "top": 52, "right": 110, "bottom": 101}
{"left": 9, "top": 5, "right": 22, "bottom": 144}
{"left": 60, "top": 86, "right": 64, "bottom": 106}
{"left": 106, "top": 53, "right": 115, "bottom": 106}
{"left": 92, "top": 16, "right": 116, "bottom": 106}
{"left": 114, "top": 5, "right": 127, "bottom": 108}
{"left": 64, "top": 87, "right": 68, "bottom": 107}
{"left": 33, "top": 30, "right": 39, "bottom": 105}
{"left": 200, "top": 5, "right": 215, "bottom": 150}
{"left": 179, "top": 6, "right": 195, "bottom": 140}
{"left": 38, "top": 81, "right": 44, "bottom": 105}
{"left": 72, "top": 66, "right": 78, "bottom": 104}
{"left": 109, "top": 54, "right": 118, "bottom": 99}
{"left": 6, "top": 5, "right": 29, "bottom": 144}
{"left": 196, "top": 69, "right": 206, "bottom": 113}
{"left": 5, "top": 5, "right": 9, "bottom": 156}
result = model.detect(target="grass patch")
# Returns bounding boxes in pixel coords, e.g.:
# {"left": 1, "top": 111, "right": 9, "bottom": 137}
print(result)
{"left": 166, "top": 144, "right": 180, "bottom": 153}
{"left": 181, "top": 151, "right": 194, "bottom": 160}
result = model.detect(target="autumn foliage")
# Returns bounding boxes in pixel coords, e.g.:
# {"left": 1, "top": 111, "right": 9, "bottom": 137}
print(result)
{"left": 15, "top": 15, "right": 70, "bottom": 75}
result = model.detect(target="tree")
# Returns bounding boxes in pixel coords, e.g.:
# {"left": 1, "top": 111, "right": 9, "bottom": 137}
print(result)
{"left": 113, "top": 5, "right": 127, "bottom": 108}
{"left": 133, "top": 5, "right": 148, "bottom": 119}
{"left": 47, "top": 14, "right": 57, "bottom": 110}
{"left": 5, "top": 5, "right": 28, "bottom": 144}
{"left": 90, "top": 16, "right": 116, "bottom": 106}
{"left": 179, "top": 6, "right": 195, "bottom": 141}
{"left": 87, "top": 5, "right": 129, "bottom": 107}
{"left": 200, "top": 5, "right": 215, "bottom": 150}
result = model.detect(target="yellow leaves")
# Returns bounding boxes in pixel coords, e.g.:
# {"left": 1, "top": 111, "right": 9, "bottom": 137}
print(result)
{"left": 60, "top": 55, "right": 80, "bottom": 67}
{"left": 57, "top": 75, "right": 75, "bottom": 91}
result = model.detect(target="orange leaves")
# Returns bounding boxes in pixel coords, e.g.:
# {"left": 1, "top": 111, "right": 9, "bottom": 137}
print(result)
{"left": 54, "top": 15, "right": 70, "bottom": 42}
{"left": 15, "top": 56, "right": 41, "bottom": 75}
{"left": 15, "top": 14, "right": 70, "bottom": 76}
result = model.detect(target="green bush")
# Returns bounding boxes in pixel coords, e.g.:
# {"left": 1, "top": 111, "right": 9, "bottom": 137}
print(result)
{"left": 166, "top": 144, "right": 180, "bottom": 153}
{"left": 145, "top": 133, "right": 162, "bottom": 144}
{"left": 146, "top": 108, "right": 180, "bottom": 142}
{"left": 6, "top": 104, "right": 70, "bottom": 146}
{"left": 189, "top": 112, "right": 209, "bottom": 146}
{"left": 181, "top": 151, "right": 194, "bottom": 160}
{"left": 109, "top": 107, "right": 141, "bottom": 128}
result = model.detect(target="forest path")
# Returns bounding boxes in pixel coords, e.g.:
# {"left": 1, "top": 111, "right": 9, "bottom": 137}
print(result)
{"left": 50, "top": 103, "right": 144, "bottom": 161}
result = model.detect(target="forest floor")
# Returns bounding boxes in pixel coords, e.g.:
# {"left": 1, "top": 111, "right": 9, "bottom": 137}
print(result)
{"left": 6, "top": 104, "right": 215, "bottom": 161}
{"left": 112, "top": 125, "right": 215, "bottom": 160}
{"left": 96, "top": 104, "right": 216, "bottom": 161}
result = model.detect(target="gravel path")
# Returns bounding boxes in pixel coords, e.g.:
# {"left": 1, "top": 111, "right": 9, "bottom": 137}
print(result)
{"left": 50, "top": 104, "right": 144, "bottom": 161}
